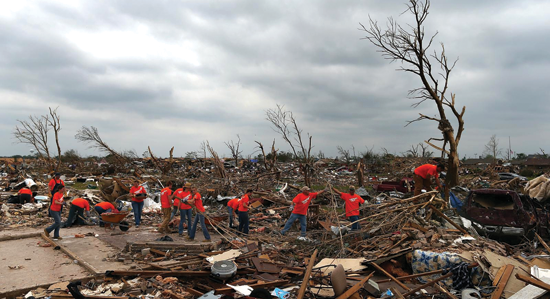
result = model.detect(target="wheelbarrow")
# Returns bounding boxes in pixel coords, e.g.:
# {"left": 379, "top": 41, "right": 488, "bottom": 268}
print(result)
{"left": 101, "top": 211, "right": 131, "bottom": 231}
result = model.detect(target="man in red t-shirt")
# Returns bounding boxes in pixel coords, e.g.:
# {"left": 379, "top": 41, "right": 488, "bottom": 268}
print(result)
{"left": 159, "top": 181, "right": 173, "bottom": 234}
{"left": 413, "top": 163, "right": 445, "bottom": 196}
{"left": 63, "top": 197, "right": 91, "bottom": 228}
{"left": 227, "top": 198, "right": 240, "bottom": 228}
{"left": 18, "top": 187, "right": 34, "bottom": 204}
{"left": 174, "top": 183, "right": 193, "bottom": 236}
{"left": 237, "top": 189, "right": 253, "bottom": 235}
{"left": 332, "top": 186, "right": 365, "bottom": 231}
{"left": 281, "top": 186, "right": 325, "bottom": 238}
{"left": 187, "top": 187, "right": 211, "bottom": 242}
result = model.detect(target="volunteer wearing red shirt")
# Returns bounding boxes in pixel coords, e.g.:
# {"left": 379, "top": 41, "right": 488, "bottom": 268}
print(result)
{"left": 159, "top": 181, "right": 173, "bottom": 234}
{"left": 187, "top": 188, "right": 211, "bottom": 242}
{"left": 237, "top": 190, "right": 253, "bottom": 235}
{"left": 63, "top": 197, "right": 91, "bottom": 228}
{"left": 332, "top": 186, "right": 365, "bottom": 231}
{"left": 18, "top": 187, "right": 33, "bottom": 204}
{"left": 227, "top": 198, "right": 240, "bottom": 228}
{"left": 176, "top": 183, "right": 193, "bottom": 236}
{"left": 281, "top": 186, "right": 326, "bottom": 238}
{"left": 95, "top": 201, "right": 119, "bottom": 226}
{"left": 413, "top": 163, "right": 445, "bottom": 196}
{"left": 45, "top": 186, "right": 65, "bottom": 239}
{"left": 129, "top": 181, "right": 147, "bottom": 228}
{"left": 48, "top": 173, "right": 65, "bottom": 196}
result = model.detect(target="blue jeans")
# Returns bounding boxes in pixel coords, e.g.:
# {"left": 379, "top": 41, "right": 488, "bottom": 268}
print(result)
{"left": 238, "top": 211, "right": 249, "bottom": 235}
{"left": 46, "top": 210, "right": 62, "bottom": 238}
{"left": 189, "top": 214, "right": 210, "bottom": 240}
{"left": 227, "top": 206, "right": 234, "bottom": 227}
{"left": 281, "top": 213, "right": 307, "bottom": 237}
{"left": 349, "top": 215, "right": 361, "bottom": 231}
{"left": 170, "top": 206, "right": 179, "bottom": 220}
{"left": 131, "top": 201, "right": 144, "bottom": 226}
{"left": 178, "top": 209, "right": 193, "bottom": 235}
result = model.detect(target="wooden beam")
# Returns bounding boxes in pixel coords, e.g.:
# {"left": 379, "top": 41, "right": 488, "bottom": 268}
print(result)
{"left": 491, "top": 265, "right": 514, "bottom": 299}
{"left": 434, "top": 282, "right": 457, "bottom": 299}
{"left": 41, "top": 233, "right": 100, "bottom": 275}
{"left": 389, "top": 287, "right": 405, "bottom": 299}
{"left": 428, "top": 205, "right": 468, "bottom": 234}
{"left": 402, "top": 272, "right": 453, "bottom": 297}
{"left": 370, "top": 262, "right": 410, "bottom": 291}
{"left": 536, "top": 233, "right": 550, "bottom": 254}
{"left": 516, "top": 273, "right": 550, "bottom": 292}
{"left": 336, "top": 272, "right": 374, "bottom": 299}
{"left": 297, "top": 249, "right": 319, "bottom": 299}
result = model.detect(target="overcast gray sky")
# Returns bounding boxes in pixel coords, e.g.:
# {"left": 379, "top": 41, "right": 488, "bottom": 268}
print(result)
{"left": 1, "top": 0, "right": 549, "bottom": 159}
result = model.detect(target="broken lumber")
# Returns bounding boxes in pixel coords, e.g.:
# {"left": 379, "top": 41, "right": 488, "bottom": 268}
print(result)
{"left": 370, "top": 262, "right": 410, "bottom": 291}
{"left": 335, "top": 272, "right": 374, "bottom": 299}
{"left": 491, "top": 265, "right": 514, "bottom": 299}
{"left": 428, "top": 205, "right": 468, "bottom": 234}
{"left": 297, "top": 249, "right": 319, "bottom": 299}
{"left": 41, "top": 233, "right": 100, "bottom": 275}
{"left": 516, "top": 273, "right": 550, "bottom": 292}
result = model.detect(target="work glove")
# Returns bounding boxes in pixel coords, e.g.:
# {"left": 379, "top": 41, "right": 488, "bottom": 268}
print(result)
{"left": 289, "top": 205, "right": 294, "bottom": 211}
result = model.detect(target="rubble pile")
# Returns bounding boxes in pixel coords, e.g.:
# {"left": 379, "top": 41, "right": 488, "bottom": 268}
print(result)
{"left": 3, "top": 157, "right": 550, "bottom": 299}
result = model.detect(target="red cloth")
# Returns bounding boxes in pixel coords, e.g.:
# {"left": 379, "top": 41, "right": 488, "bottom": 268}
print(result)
{"left": 414, "top": 164, "right": 438, "bottom": 179}
{"left": 96, "top": 201, "right": 117, "bottom": 212}
{"left": 160, "top": 187, "right": 173, "bottom": 209}
{"left": 51, "top": 192, "right": 64, "bottom": 212}
{"left": 341, "top": 193, "right": 365, "bottom": 217}
{"left": 292, "top": 192, "right": 318, "bottom": 215}
{"left": 238, "top": 194, "right": 249, "bottom": 212}
{"left": 173, "top": 188, "right": 182, "bottom": 207}
{"left": 18, "top": 188, "right": 32, "bottom": 195}
{"left": 48, "top": 178, "right": 64, "bottom": 191}
{"left": 130, "top": 185, "right": 147, "bottom": 202}
{"left": 71, "top": 198, "right": 90, "bottom": 211}
{"left": 227, "top": 198, "right": 240, "bottom": 209}
{"left": 193, "top": 193, "right": 205, "bottom": 213}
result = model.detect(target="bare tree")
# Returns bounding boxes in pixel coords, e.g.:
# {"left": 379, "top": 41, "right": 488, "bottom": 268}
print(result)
{"left": 199, "top": 141, "right": 207, "bottom": 167}
{"left": 75, "top": 126, "right": 128, "bottom": 166}
{"left": 13, "top": 107, "right": 62, "bottom": 172}
{"left": 483, "top": 134, "right": 502, "bottom": 164}
{"left": 361, "top": 0, "right": 465, "bottom": 189}
{"left": 419, "top": 143, "right": 433, "bottom": 157}
{"left": 224, "top": 134, "right": 243, "bottom": 168}
{"left": 206, "top": 141, "right": 227, "bottom": 180}
{"left": 405, "top": 144, "right": 420, "bottom": 157}
{"left": 148, "top": 146, "right": 175, "bottom": 175}
{"left": 266, "top": 105, "right": 314, "bottom": 186}
{"left": 337, "top": 146, "right": 352, "bottom": 164}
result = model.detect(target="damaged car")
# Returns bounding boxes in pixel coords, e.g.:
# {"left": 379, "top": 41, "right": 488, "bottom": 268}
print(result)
{"left": 463, "top": 189, "right": 550, "bottom": 241}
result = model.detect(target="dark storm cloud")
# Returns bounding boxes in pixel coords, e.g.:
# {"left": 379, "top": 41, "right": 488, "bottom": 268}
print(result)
{"left": 1, "top": 0, "right": 549, "bottom": 158}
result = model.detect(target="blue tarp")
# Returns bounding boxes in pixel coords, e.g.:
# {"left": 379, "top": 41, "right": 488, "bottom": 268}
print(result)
{"left": 450, "top": 191, "right": 463, "bottom": 211}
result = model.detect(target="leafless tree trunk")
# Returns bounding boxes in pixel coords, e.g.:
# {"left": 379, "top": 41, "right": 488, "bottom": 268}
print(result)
{"left": 224, "top": 134, "right": 243, "bottom": 168}
{"left": 148, "top": 146, "right": 175, "bottom": 175}
{"left": 206, "top": 141, "right": 227, "bottom": 180}
{"left": 75, "top": 126, "right": 128, "bottom": 166}
{"left": 337, "top": 146, "right": 352, "bottom": 164}
{"left": 13, "top": 107, "right": 62, "bottom": 172}
{"left": 406, "top": 144, "right": 420, "bottom": 157}
{"left": 484, "top": 134, "right": 502, "bottom": 164}
{"left": 266, "top": 105, "right": 314, "bottom": 187}
{"left": 362, "top": 0, "right": 465, "bottom": 189}
{"left": 200, "top": 141, "right": 207, "bottom": 168}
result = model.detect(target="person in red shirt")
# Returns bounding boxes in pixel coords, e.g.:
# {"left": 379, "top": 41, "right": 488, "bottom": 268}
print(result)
{"left": 129, "top": 181, "right": 147, "bottom": 228}
{"left": 175, "top": 183, "right": 193, "bottom": 236}
{"left": 227, "top": 198, "right": 240, "bottom": 228}
{"left": 95, "top": 201, "right": 119, "bottom": 226}
{"left": 237, "top": 189, "right": 253, "bottom": 235}
{"left": 187, "top": 187, "right": 211, "bottom": 242}
{"left": 281, "top": 186, "right": 326, "bottom": 238}
{"left": 63, "top": 197, "right": 91, "bottom": 228}
{"left": 170, "top": 182, "right": 191, "bottom": 220}
{"left": 48, "top": 173, "right": 65, "bottom": 196}
{"left": 18, "top": 187, "right": 34, "bottom": 204}
{"left": 159, "top": 181, "right": 173, "bottom": 234}
{"left": 332, "top": 186, "right": 365, "bottom": 231}
{"left": 413, "top": 163, "right": 445, "bottom": 196}
{"left": 45, "top": 186, "right": 65, "bottom": 239}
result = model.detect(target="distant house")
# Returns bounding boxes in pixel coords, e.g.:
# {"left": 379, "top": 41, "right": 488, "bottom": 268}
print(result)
{"left": 524, "top": 158, "right": 550, "bottom": 171}
{"left": 462, "top": 157, "right": 497, "bottom": 167}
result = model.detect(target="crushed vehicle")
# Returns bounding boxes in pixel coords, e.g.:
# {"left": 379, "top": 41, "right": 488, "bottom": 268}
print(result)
{"left": 498, "top": 172, "right": 527, "bottom": 181}
{"left": 463, "top": 189, "right": 550, "bottom": 240}
{"left": 373, "top": 177, "right": 414, "bottom": 193}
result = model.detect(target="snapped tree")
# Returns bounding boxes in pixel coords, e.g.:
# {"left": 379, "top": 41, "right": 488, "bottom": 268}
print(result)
{"left": 361, "top": 0, "right": 465, "bottom": 189}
